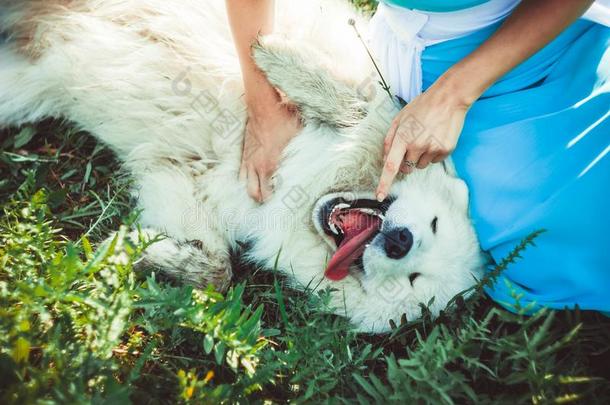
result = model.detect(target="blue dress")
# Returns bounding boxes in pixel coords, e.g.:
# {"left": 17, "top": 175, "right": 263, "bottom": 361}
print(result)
{"left": 385, "top": 1, "right": 610, "bottom": 312}
{"left": 385, "top": 0, "right": 489, "bottom": 12}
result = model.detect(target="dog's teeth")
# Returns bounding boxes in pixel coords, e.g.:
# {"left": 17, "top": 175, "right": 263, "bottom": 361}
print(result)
{"left": 335, "top": 203, "right": 350, "bottom": 211}
{"left": 354, "top": 207, "right": 384, "bottom": 221}
{"left": 358, "top": 208, "right": 376, "bottom": 215}
{"left": 328, "top": 219, "right": 343, "bottom": 235}
{"left": 328, "top": 222, "right": 339, "bottom": 235}
{"left": 328, "top": 203, "right": 350, "bottom": 235}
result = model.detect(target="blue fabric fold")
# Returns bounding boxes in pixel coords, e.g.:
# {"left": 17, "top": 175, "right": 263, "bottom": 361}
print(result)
{"left": 418, "top": 20, "right": 610, "bottom": 312}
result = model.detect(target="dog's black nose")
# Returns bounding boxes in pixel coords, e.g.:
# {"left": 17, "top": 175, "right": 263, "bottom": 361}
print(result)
{"left": 384, "top": 227, "right": 413, "bottom": 259}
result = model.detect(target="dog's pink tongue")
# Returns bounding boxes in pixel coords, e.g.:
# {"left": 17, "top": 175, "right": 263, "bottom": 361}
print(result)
{"left": 325, "top": 211, "right": 381, "bottom": 281}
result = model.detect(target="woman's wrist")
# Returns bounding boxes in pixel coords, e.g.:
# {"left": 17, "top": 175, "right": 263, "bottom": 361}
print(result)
{"left": 244, "top": 68, "right": 281, "bottom": 112}
{"left": 435, "top": 64, "right": 488, "bottom": 110}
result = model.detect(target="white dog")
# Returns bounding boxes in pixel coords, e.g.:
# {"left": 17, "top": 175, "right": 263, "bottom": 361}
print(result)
{"left": 0, "top": 0, "right": 485, "bottom": 332}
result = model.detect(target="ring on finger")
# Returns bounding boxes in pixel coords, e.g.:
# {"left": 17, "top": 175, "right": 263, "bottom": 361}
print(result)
{"left": 403, "top": 159, "right": 417, "bottom": 170}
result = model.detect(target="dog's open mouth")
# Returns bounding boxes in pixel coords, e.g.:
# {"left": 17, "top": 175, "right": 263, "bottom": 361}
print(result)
{"left": 315, "top": 194, "right": 391, "bottom": 281}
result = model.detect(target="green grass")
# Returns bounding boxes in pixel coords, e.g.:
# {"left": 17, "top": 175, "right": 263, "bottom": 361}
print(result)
{"left": 1, "top": 2, "right": 609, "bottom": 402}
{"left": 2, "top": 120, "right": 609, "bottom": 405}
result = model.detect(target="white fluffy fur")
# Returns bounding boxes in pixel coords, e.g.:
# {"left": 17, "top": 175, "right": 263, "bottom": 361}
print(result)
{"left": 0, "top": 0, "right": 485, "bottom": 332}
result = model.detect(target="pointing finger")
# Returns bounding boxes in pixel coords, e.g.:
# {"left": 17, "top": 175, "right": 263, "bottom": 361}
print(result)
{"left": 383, "top": 119, "right": 399, "bottom": 160}
{"left": 376, "top": 137, "right": 407, "bottom": 201}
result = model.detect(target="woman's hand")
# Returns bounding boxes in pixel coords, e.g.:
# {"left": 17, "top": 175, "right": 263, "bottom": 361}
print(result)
{"left": 376, "top": 76, "right": 471, "bottom": 201}
{"left": 240, "top": 92, "right": 301, "bottom": 202}
{"left": 375, "top": 0, "right": 594, "bottom": 202}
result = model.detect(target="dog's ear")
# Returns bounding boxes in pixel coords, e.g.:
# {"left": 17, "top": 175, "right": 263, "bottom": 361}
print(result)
{"left": 252, "top": 35, "right": 368, "bottom": 128}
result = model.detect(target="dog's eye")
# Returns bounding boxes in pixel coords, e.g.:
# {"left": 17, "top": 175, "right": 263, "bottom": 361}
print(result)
{"left": 431, "top": 216, "right": 438, "bottom": 234}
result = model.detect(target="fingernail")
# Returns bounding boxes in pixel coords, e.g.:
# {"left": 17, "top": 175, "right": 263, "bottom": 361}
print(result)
{"left": 376, "top": 192, "right": 385, "bottom": 202}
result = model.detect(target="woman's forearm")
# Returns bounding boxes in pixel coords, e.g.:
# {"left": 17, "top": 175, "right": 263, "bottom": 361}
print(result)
{"left": 226, "top": 0, "right": 301, "bottom": 202}
{"left": 226, "top": 0, "right": 278, "bottom": 111}
{"left": 441, "top": 0, "right": 594, "bottom": 106}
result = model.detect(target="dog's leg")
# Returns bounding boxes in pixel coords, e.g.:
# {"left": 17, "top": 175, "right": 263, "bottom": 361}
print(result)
{"left": 124, "top": 162, "right": 234, "bottom": 291}
{"left": 129, "top": 228, "right": 233, "bottom": 292}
